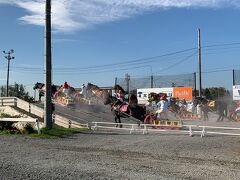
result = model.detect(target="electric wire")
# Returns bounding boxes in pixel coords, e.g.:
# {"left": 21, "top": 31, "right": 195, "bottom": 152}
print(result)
{"left": 1, "top": 42, "right": 240, "bottom": 75}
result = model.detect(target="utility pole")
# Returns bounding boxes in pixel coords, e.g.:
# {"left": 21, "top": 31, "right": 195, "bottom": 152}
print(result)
{"left": 149, "top": 65, "right": 153, "bottom": 88}
{"left": 3, "top": 49, "right": 14, "bottom": 97}
{"left": 151, "top": 75, "right": 153, "bottom": 88}
{"left": 125, "top": 73, "right": 130, "bottom": 94}
{"left": 194, "top": 72, "right": 197, "bottom": 97}
{"left": 44, "top": 0, "right": 52, "bottom": 128}
{"left": 233, "top": 69, "right": 235, "bottom": 86}
{"left": 198, "top": 28, "right": 202, "bottom": 98}
{"left": 114, "top": 77, "right": 117, "bottom": 86}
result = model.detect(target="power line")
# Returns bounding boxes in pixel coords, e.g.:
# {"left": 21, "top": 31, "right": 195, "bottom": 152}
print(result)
{"left": 2, "top": 42, "right": 240, "bottom": 75}
{"left": 202, "top": 42, "right": 240, "bottom": 49}
{"left": 202, "top": 69, "right": 232, "bottom": 74}
{"left": 153, "top": 51, "right": 198, "bottom": 75}
{"left": 52, "top": 47, "right": 198, "bottom": 71}
{"left": 5, "top": 48, "right": 197, "bottom": 73}
{"left": 161, "top": 52, "right": 197, "bottom": 73}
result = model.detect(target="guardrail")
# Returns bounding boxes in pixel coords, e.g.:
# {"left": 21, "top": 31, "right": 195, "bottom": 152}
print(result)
{"left": 91, "top": 122, "right": 240, "bottom": 137}
{"left": 0, "top": 97, "right": 88, "bottom": 129}
{"left": 0, "top": 97, "right": 17, "bottom": 106}
{"left": 53, "top": 114, "right": 88, "bottom": 129}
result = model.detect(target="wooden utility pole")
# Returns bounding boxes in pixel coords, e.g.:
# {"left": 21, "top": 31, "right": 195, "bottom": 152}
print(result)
{"left": 198, "top": 28, "right": 202, "bottom": 98}
{"left": 44, "top": 0, "right": 52, "bottom": 128}
{"left": 151, "top": 75, "right": 153, "bottom": 88}
{"left": 233, "top": 69, "right": 235, "bottom": 86}
{"left": 125, "top": 73, "right": 130, "bottom": 94}
{"left": 3, "top": 49, "right": 14, "bottom": 97}
{"left": 194, "top": 72, "right": 197, "bottom": 97}
{"left": 114, "top": 77, "right": 117, "bottom": 86}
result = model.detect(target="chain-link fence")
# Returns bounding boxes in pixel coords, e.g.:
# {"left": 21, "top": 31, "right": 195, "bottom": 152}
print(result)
{"left": 116, "top": 73, "right": 196, "bottom": 92}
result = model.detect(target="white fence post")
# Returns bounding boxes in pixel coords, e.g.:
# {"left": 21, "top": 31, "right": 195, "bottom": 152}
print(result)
{"left": 92, "top": 122, "right": 97, "bottom": 131}
{"left": 36, "top": 119, "right": 40, "bottom": 134}
{"left": 143, "top": 124, "right": 148, "bottom": 135}
{"left": 69, "top": 120, "right": 72, "bottom": 128}
{"left": 14, "top": 98, "right": 17, "bottom": 106}
{"left": 130, "top": 124, "right": 135, "bottom": 134}
{"left": 188, "top": 126, "right": 193, "bottom": 137}
{"left": 29, "top": 102, "right": 31, "bottom": 113}
{"left": 201, "top": 127, "right": 205, "bottom": 138}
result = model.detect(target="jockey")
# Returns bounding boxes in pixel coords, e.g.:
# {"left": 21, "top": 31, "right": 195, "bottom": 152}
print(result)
{"left": 115, "top": 89, "right": 124, "bottom": 101}
{"left": 63, "top": 81, "right": 70, "bottom": 98}
{"left": 156, "top": 95, "right": 168, "bottom": 120}
{"left": 112, "top": 86, "right": 128, "bottom": 111}
{"left": 63, "top": 81, "right": 69, "bottom": 89}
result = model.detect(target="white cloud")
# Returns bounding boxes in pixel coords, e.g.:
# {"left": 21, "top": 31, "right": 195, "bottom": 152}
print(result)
{"left": 1, "top": 0, "right": 240, "bottom": 32}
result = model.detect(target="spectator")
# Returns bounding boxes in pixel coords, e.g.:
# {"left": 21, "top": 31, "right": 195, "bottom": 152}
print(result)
{"left": 223, "top": 101, "right": 228, "bottom": 118}
{"left": 182, "top": 98, "right": 187, "bottom": 106}
{"left": 196, "top": 103, "right": 202, "bottom": 117}
{"left": 201, "top": 102, "right": 209, "bottom": 121}
{"left": 217, "top": 101, "right": 225, "bottom": 122}
{"left": 81, "top": 84, "right": 87, "bottom": 98}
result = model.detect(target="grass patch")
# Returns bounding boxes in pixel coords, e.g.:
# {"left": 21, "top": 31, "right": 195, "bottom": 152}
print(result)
{"left": 0, "top": 127, "right": 89, "bottom": 138}
{"left": 0, "top": 113, "right": 22, "bottom": 118}
{"left": 0, "top": 130, "right": 19, "bottom": 135}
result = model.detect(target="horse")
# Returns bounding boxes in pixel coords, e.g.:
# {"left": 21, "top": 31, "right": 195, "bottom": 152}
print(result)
{"left": 87, "top": 83, "right": 145, "bottom": 126}
{"left": 55, "top": 85, "right": 81, "bottom": 99}
{"left": 104, "top": 94, "right": 146, "bottom": 127}
{"left": 86, "top": 83, "right": 110, "bottom": 103}
{"left": 33, "top": 82, "right": 59, "bottom": 102}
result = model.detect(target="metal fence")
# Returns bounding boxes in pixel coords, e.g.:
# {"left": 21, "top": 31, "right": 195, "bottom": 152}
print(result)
{"left": 91, "top": 122, "right": 240, "bottom": 137}
{"left": 116, "top": 72, "right": 196, "bottom": 92}
{"left": 0, "top": 97, "right": 88, "bottom": 129}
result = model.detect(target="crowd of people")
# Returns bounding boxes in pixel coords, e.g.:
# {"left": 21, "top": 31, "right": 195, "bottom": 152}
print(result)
{"left": 145, "top": 93, "right": 240, "bottom": 122}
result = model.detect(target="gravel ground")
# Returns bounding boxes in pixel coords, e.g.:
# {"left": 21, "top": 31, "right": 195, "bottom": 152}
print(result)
{"left": 1, "top": 104, "right": 240, "bottom": 180}
{"left": 0, "top": 130, "right": 240, "bottom": 180}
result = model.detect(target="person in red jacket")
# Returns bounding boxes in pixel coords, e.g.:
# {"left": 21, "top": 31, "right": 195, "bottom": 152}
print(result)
{"left": 63, "top": 81, "right": 69, "bottom": 98}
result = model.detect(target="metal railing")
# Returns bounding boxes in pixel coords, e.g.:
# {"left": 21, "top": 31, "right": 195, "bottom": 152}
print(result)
{"left": 0, "top": 117, "right": 40, "bottom": 134}
{"left": 0, "top": 97, "right": 88, "bottom": 129}
{"left": 91, "top": 122, "right": 240, "bottom": 137}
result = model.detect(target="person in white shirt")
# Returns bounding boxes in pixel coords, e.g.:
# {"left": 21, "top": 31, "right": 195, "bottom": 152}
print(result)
{"left": 81, "top": 84, "right": 87, "bottom": 98}
{"left": 156, "top": 95, "right": 168, "bottom": 120}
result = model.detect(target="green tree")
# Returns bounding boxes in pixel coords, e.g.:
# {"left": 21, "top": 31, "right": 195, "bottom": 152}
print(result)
{"left": 0, "top": 83, "right": 34, "bottom": 102}
{"left": 202, "top": 87, "right": 229, "bottom": 100}
{"left": 204, "top": 88, "right": 211, "bottom": 99}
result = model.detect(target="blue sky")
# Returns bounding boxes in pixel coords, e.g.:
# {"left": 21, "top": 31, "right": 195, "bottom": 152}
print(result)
{"left": 0, "top": 0, "right": 240, "bottom": 95}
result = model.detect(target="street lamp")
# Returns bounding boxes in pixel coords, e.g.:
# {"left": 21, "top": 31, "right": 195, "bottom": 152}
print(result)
{"left": 3, "top": 49, "right": 14, "bottom": 97}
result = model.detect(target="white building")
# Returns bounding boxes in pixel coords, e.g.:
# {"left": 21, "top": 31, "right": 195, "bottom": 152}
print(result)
{"left": 137, "top": 88, "right": 173, "bottom": 105}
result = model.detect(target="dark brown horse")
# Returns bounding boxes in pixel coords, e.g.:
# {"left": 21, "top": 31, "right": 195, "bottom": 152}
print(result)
{"left": 104, "top": 94, "right": 146, "bottom": 126}
{"left": 87, "top": 83, "right": 146, "bottom": 126}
